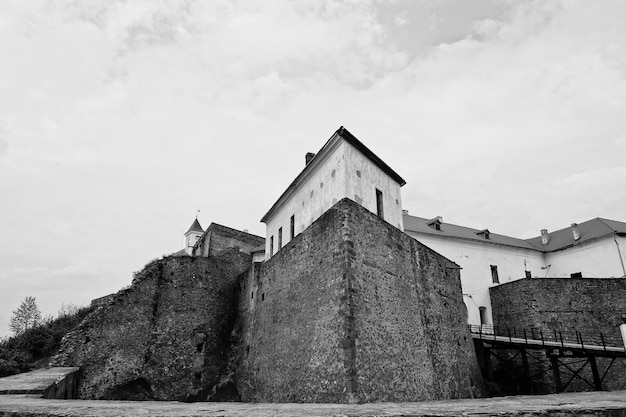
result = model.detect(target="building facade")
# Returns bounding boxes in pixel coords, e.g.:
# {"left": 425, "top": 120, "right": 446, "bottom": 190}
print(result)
{"left": 404, "top": 215, "right": 626, "bottom": 326}
{"left": 260, "top": 126, "right": 405, "bottom": 259}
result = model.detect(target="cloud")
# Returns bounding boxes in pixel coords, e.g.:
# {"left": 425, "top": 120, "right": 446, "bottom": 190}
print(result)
{"left": 0, "top": 0, "right": 625, "bottom": 336}
{"left": 0, "top": 120, "right": 7, "bottom": 155}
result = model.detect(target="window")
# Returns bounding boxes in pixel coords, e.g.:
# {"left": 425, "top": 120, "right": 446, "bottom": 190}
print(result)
{"left": 479, "top": 306, "right": 488, "bottom": 326}
{"left": 571, "top": 272, "right": 583, "bottom": 278}
{"left": 270, "top": 236, "right": 274, "bottom": 257}
{"left": 525, "top": 270, "right": 532, "bottom": 279}
{"left": 490, "top": 265, "right": 499, "bottom": 284}
{"left": 290, "top": 215, "right": 295, "bottom": 240}
{"left": 376, "top": 189, "right": 384, "bottom": 219}
{"left": 476, "top": 229, "right": 490, "bottom": 239}
{"left": 434, "top": 223, "right": 441, "bottom": 231}
{"left": 278, "top": 227, "right": 282, "bottom": 249}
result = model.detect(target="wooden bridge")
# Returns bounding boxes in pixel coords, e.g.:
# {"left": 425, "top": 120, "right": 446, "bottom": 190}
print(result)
{"left": 469, "top": 325, "right": 626, "bottom": 394}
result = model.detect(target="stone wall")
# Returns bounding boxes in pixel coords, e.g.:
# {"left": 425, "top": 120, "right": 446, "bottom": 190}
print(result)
{"left": 236, "top": 198, "right": 484, "bottom": 403}
{"left": 51, "top": 252, "right": 250, "bottom": 401}
{"left": 490, "top": 278, "right": 626, "bottom": 339}
{"left": 194, "top": 223, "right": 264, "bottom": 257}
{"left": 489, "top": 278, "right": 626, "bottom": 393}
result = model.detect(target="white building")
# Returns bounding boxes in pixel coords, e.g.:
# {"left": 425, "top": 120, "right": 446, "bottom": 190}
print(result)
{"left": 260, "top": 126, "right": 406, "bottom": 259}
{"left": 404, "top": 215, "right": 626, "bottom": 326}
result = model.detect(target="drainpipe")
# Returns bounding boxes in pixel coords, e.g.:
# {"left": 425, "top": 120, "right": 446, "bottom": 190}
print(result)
{"left": 614, "top": 234, "right": 626, "bottom": 278}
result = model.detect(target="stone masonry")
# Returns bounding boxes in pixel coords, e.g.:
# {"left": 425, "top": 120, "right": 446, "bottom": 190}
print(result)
{"left": 51, "top": 251, "right": 250, "bottom": 401}
{"left": 489, "top": 278, "right": 626, "bottom": 393}
{"left": 236, "top": 198, "right": 484, "bottom": 402}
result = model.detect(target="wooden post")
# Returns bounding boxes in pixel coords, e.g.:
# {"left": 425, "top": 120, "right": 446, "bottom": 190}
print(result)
{"left": 550, "top": 356, "right": 563, "bottom": 393}
{"left": 589, "top": 356, "right": 603, "bottom": 391}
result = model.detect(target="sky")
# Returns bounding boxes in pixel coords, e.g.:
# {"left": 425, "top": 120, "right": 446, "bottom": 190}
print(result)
{"left": 1, "top": 0, "right": 625, "bottom": 337}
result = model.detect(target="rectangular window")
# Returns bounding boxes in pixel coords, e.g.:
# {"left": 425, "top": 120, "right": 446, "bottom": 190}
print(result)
{"left": 270, "top": 236, "right": 274, "bottom": 257}
{"left": 290, "top": 215, "right": 295, "bottom": 240}
{"left": 525, "top": 270, "right": 532, "bottom": 279}
{"left": 278, "top": 227, "right": 283, "bottom": 249}
{"left": 376, "top": 188, "right": 384, "bottom": 219}
{"left": 490, "top": 265, "right": 499, "bottom": 284}
{"left": 479, "top": 306, "right": 488, "bottom": 326}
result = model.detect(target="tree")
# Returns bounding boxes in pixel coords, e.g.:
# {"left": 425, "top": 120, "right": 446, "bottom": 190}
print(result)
{"left": 57, "top": 303, "right": 79, "bottom": 318}
{"left": 9, "top": 297, "right": 42, "bottom": 336}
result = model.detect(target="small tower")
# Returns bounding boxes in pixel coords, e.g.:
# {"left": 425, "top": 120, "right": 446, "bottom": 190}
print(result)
{"left": 184, "top": 218, "right": 204, "bottom": 255}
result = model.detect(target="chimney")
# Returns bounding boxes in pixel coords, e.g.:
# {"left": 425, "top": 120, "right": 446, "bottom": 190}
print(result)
{"left": 243, "top": 229, "right": 249, "bottom": 233}
{"left": 571, "top": 223, "right": 581, "bottom": 241}
{"left": 305, "top": 152, "right": 316, "bottom": 165}
{"left": 540, "top": 229, "right": 550, "bottom": 245}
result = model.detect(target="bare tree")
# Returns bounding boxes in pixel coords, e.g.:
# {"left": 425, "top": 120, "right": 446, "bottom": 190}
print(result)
{"left": 57, "top": 303, "right": 80, "bottom": 318}
{"left": 9, "top": 296, "right": 42, "bottom": 336}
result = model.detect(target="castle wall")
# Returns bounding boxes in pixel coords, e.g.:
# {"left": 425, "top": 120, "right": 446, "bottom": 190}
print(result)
{"left": 237, "top": 198, "right": 484, "bottom": 403}
{"left": 490, "top": 277, "right": 626, "bottom": 393}
{"left": 490, "top": 277, "right": 626, "bottom": 339}
{"left": 403, "top": 232, "right": 545, "bottom": 326}
{"left": 194, "top": 223, "right": 264, "bottom": 257}
{"left": 51, "top": 253, "right": 250, "bottom": 401}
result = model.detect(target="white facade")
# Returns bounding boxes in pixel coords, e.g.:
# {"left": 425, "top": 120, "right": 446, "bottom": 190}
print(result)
{"left": 404, "top": 216, "right": 626, "bottom": 326}
{"left": 544, "top": 236, "right": 626, "bottom": 278}
{"left": 405, "top": 232, "right": 544, "bottom": 325}
{"left": 261, "top": 127, "right": 405, "bottom": 259}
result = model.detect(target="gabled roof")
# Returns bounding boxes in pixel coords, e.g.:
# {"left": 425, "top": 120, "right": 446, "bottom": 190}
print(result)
{"left": 404, "top": 214, "right": 626, "bottom": 253}
{"left": 403, "top": 214, "right": 539, "bottom": 251}
{"left": 525, "top": 218, "right": 626, "bottom": 251}
{"left": 261, "top": 126, "right": 405, "bottom": 223}
{"left": 185, "top": 218, "right": 204, "bottom": 234}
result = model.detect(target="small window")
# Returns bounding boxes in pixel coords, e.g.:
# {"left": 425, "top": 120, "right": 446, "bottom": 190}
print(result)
{"left": 525, "top": 270, "right": 532, "bottom": 279}
{"left": 270, "top": 236, "right": 274, "bottom": 257}
{"left": 376, "top": 189, "right": 384, "bottom": 219}
{"left": 278, "top": 227, "right": 282, "bottom": 249}
{"left": 251, "top": 291, "right": 254, "bottom": 299}
{"left": 434, "top": 223, "right": 441, "bottom": 231}
{"left": 476, "top": 229, "right": 490, "bottom": 239}
{"left": 290, "top": 215, "right": 295, "bottom": 240}
{"left": 261, "top": 293, "right": 265, "bottom": 301}
{"left": 571, "top": 272, "right": 583, "bottom": 278}
{"left": 479, "top": 306, "right": 488, "bottom": 326}
{"left": 490, "top": 265, "right": 499, "bottom": 284}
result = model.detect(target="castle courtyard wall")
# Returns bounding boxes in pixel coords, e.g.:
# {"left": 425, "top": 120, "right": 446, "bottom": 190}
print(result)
{"left": 51, "top": 253, "right": 250, "bottom": 401}
{"left": 490, "top": 278, "right": 626, "bottom": 392}
{"left": 237, "top": 198, "right": 484, "bottom": 403}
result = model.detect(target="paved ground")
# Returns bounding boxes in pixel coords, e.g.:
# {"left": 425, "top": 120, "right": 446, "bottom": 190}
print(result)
{"left": 1, "top": 391, "right": 626, "bottom": 416}
{"left": 0, "top": 368, "right": 78, "bottom": 395}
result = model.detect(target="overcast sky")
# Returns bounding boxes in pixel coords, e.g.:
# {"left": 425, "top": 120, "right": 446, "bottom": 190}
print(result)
{"left": 1, "top": 0, "right": 625, "bottom": 337}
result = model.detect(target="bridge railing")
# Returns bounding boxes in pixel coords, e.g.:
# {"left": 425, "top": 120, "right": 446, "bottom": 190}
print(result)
{"left": 468, "top": 324, "right": 625, "bottom": 351}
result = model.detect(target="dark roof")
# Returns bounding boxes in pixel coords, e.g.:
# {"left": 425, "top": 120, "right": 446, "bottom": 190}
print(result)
{"left": 525, "top": 218, "right": 626, "bottom": 251}
{"left": 185, "top": 218, "right": 203, "bottom": 234}
{"left": 404, "top": 214, "right": 626, "bottom": 253}
{"left": 403, "top": 214, "right": 539, "bottom": 251}
{"left": 261, "top": 126, "right": 405, "bottom": 223}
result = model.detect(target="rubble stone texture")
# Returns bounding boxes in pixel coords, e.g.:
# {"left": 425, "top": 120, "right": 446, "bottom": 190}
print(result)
{"left": 51, "top": 251, "right": 249, "bottom": 401}
{"left": 237, "top": 198, "right": 484, "bottom": 402}
{"left": 490, "top": 278, "right": 626, "bottom": 393}
{"left": 51, "top": 199, "right": 484, "bottom": 402}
